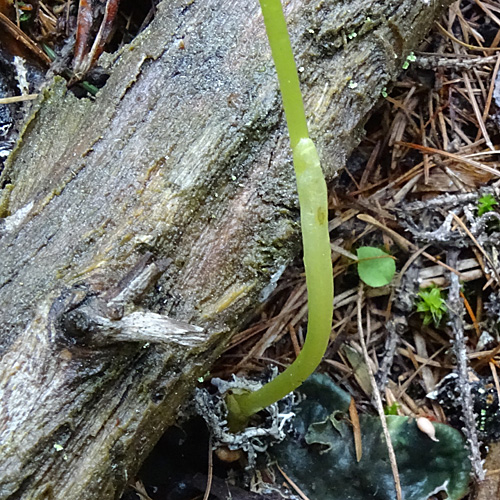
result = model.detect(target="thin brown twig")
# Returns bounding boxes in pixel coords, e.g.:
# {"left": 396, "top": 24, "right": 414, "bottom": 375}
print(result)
{"left": 450, "top": 212, "right": 500, "bottom": 283}
{"left": 462, "top": 71, "right": 493, "bottom": 150}
{"left": 479, "top": 55, "right": 500, "bottom": 143}
{"left": 128, "top": 481, "right": 154, "bottom": 500}
{"left": 489, "top": 362, "right": 500, "bottom": 416}
{"left": 475, "top": 0, "right": 500, "bottom": 28}
{"left": 0, "top": 94, "right": 38, "bottom": 104}
{"left": 276, "top": 464, "right": 311, "bottom": 500}
{"left": 436, "top": 22, "right": 500, "bottom": 51}
{"left": 357, "top": 287, "right": 402, "bottom": 500}
{"left": 0, "top": 11, "right": 51, "bottom": 65}
{"left": 397, "top": 142, "right": 500, "bottom": 178}
{"left": 202, "top": 434, "right": 214, "bottom": 500}
{"left": 396, "top": 346, "right": 445, "bottom": 397}
{"left": 349, "top": 398, "right": 363, "bottom": 462}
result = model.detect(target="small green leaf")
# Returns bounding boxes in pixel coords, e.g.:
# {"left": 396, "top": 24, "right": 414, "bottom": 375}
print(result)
{"left": 385, "top": 402, "right": 401, "bottom": 415}
{"left": 477, "top": 194, "right": 498, "bottom": 216}
{"left": 402, "top": 52, "right": 416, "bottom": 70}
{"left": 416, "top": 285, "right": 447, "bottom": 327}
{"left": 356, "top": 246, "right": 396, "bottom": 287}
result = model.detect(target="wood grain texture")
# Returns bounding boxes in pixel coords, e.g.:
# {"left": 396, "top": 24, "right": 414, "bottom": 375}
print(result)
{"left": 0, "top": 0, "right": 451, "bottom": 498}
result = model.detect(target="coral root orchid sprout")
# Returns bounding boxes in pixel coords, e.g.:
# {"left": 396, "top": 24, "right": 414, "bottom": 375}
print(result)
{"left": 226, "top": 0, "right": 333, "bottom": 430}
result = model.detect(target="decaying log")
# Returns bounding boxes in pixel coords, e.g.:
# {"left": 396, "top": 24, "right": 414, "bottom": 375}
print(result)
{"left": 0, "top": 0, "right": 452, "bottom": 498}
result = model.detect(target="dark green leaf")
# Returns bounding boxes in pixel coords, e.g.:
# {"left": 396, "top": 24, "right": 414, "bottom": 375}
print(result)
{"left": 272, "top": 374, "right": 470, "bottom": 500}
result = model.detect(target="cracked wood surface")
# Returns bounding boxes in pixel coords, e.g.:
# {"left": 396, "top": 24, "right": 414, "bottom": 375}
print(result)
{"left": 0, "top": 0, "right": 452, "bottom": 498}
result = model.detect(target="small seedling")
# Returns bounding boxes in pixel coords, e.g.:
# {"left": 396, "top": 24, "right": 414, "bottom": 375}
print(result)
{"left": 416, "top": 285, "right": 447, "bottom": 326}
{"left": 356, "top": 246, "right": 396, "bottom": 288}
{"left": 402, "top": 52, "right": 416, "bottom": 70}
{"left": 384, "top": 402, "right": 401, "bottom": 416}
{"left": 16, "top": 2, "right": 32, "bottom": 23}
{"left": 477, "top": 193, "right": 498, "bottom": 216}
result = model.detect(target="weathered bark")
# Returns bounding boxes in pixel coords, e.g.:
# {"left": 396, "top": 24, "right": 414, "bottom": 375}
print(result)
{"left": 0, "top": 0, "right": 451, "bottom": 498}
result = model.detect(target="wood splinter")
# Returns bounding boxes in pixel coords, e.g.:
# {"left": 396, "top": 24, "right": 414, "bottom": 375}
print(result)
{"left": 55, "top": 254, "right": 204, "bottom": 348}
{"left": 60, "top": 304, "right": 206, "bottom": 347}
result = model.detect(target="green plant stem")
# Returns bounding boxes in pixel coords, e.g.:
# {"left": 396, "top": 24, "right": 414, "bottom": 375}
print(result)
{"left": 258, "top": 0, "right": 308, "bottom": 149}
{"left": 227, "top": 0, "right": 333, "bottom": 427}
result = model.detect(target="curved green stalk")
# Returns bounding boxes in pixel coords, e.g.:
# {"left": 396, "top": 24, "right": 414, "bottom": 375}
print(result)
{"left": 226, "top": 0, "right": 333, "bottom": 428}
